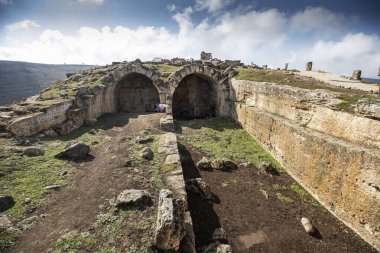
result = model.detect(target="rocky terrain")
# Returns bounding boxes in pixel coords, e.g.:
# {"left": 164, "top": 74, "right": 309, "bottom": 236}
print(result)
{"left": 0, "top": 59, "right": 379, "bottom": 252}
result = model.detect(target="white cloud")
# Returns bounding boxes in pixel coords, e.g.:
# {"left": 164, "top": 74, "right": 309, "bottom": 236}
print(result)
{"left": 0, "top": 0, "right": 13, "bottom": 5}
{"left": 77, "top": 0, "right": 104, "bottom": 5}
{"left": 195, "top": 0, "right": 234, "bottom": 13}
{"left": 290, "top": 7, "right": 347, "bottom": 36}
{"left": 290, "top": 33, "right": 380, "bottom": 77}
{"left": 1, "top": 6, "right": 379, "bottom": 78}
{"left": 167, "top": 4, "right": 177, "bottom": 12}
{"left": 6, "top": 20, "right": 40, "bottom": 31}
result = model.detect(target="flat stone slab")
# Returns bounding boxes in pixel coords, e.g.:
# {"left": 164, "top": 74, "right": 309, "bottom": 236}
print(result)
{"left": 160, "top": 115, "right": 175, "bottom": 132}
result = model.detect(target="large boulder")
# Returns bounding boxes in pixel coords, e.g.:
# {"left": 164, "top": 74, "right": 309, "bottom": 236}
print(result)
{"left": 211, "top": 158, "right": 237, "bottom": 171}
{"left": 55, "top": 142, "right": 90, "bottom": 159}
{"left": 186, "top": 178, "right": 213, "bottom": 200}
{"left": 23, "top": 147, "right": 45, "bottom": 157}
{"left": 212, "top": 228, "right": 228, "bottom": 242}
{"left": 139, "top": 147, "right": 154, "bottom": 160}
{"left": 115, "top": 189, "right": 152, "bottom": 209}
{"left": 135, "top": 136, "right": 153, "bottom": 144}
{"left": 0, "top": 195, "right": 15, "bottom": 212}
{"left": 197, "top": 157, "right": 211, "bottom": 170}
{"left": 154, "top": 189, "right": 186, "bottom": 250}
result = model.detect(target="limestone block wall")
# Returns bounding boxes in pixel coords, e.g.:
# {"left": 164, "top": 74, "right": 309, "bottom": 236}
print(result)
{"left": 8, "top": 101, "right": 73, "bottom": 136}
{"left": 230, "top": 79, "right": 380, "bottom": 250}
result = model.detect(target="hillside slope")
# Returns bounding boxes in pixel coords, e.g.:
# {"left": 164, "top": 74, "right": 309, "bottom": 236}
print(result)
{"left": 0, "top": 61, "right": 95, "bottom": 105}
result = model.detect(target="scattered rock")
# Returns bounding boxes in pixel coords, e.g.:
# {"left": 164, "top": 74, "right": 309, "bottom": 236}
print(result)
{"left": 202, "top": 242, "right": 232, "bottom": 253}
{"left": 23, "top": 198, "right": 31, "bottom": 205}
{"left": 135, "top": 136, "right": 154, "bottom": 144}
{"left": 301, "top": 217, "right": 315, "bottom": 235}
{"left": 123, "top": 159, "right": 135, "bottom": 167}
{"left": 260, "top": 189, "right": 269, "bottom": 200}
{"left": 211, "top": 158, "right": 237, "bottom": 171}
{"left": 139, "top": 147, "right": 153, "bottom": 160}
{"left": 259, "top": 162, "right": 280, "bottom": 176}
{"left": 186, "top": 178, "right": 213, "bottom": 200}
{"left": 17, "top": 216, "right": 38, "bottom": 230}
{"left": 55, "top": 142, "right": 90, "bottom": 159}
{"left": 211, "top": 159, "right": 223, "bottom": 170}
{"left": 115, "top": 189, "right": 152, "bottom": 209}
{"left": 0, "top": 215, "right": 14, "bottom": 231}
{"left": 197, "top": 157, "right": 212, "bottom": 170}
{"left": 239, "top": 162, "right": 251, "bottom": 168}
{"left": 212, "top": 228, "right": 228, "bottom": 242}
{"left": 59, "top": 170, "right": 69, "bottom": 177}
{"left": 0, "top": 171, "right": 7, "bottom": 178}
{"left": 44, "top": 185, "right": 61, "bottom": 191}
{"left": 0, "top": 195, "right": 15, "bottom": 212}
{"left": 89, "top": 129, "right": 97, "bottom": 135}
{"left": 222, "top": 158, "right": 238, "bottom": 171}
{"left": 154, "top": 189, "right": 186, "bottom": 250}
{"left": 23, "top": 147, "right": 45, "bottom": 157}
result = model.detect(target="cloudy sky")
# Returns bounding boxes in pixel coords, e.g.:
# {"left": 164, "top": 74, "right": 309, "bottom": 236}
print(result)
{"left": 0, "top": 0, "right": 379, "bottom": 78}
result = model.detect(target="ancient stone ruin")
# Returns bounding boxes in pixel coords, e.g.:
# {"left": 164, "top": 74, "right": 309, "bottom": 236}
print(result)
{"left": 0, "top": 57, "right": 379, "bottom": 252}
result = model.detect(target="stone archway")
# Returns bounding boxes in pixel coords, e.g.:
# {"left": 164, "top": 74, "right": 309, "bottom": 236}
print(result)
{"left": 172, "top": 74, "right": 217, "bottom": 119}
{"left": 115, "top": 72, "right": 160, "bottom": 113}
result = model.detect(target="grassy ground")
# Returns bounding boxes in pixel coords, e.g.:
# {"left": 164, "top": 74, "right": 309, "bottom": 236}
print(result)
{"left": 235, "top": 67, "right": 369, "bottom": 95}
{"left": 143, "top": 64, "right": 181, "bottom": 81}
{"left": 180, "top": 117, "right": 283, "bottom": 172}
{"left": 0, "top": 125, "right": 109, "bottom": 249}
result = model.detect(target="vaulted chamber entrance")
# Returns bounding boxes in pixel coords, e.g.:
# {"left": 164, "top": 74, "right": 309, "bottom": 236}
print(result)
{"left": 116, "top": 73, "right": 160, "bottom": 113}
{"left": 172, "top": 74, "right": 217, "bottom": 119}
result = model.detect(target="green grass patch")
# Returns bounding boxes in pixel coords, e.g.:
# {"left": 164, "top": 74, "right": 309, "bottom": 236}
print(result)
{"left": 290, "top": 183, "right": 308, "bottom": 198}
{"left": 0, "top": 124, "right": 107, "bottom": 221}
{"left": 181, "top": 117, "right": 283, "bottom": 172}
{"left": 144, "top": 64, "right": 181, "bottom": 81}
{"left": 0, "top": 229, "right": 21, "bottom": 250}
{"left": 276, "top": 192, "right": 294, "bottom": 203}
{"left": 335, "top": 94, "right": 363, "bottom": 110}
{"left": 53, "top": 230, "right": 96, "bottom": 253}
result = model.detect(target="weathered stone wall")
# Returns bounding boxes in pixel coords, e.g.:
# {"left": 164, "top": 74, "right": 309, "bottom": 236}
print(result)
{"left": 8, "top": 101, "right": 73, "bottom": 136}
{"left": 231, "top": 79, "right": 380, "bottom": 149}
{"left": 230, "top": 79, "right": 380, "bottom": 250}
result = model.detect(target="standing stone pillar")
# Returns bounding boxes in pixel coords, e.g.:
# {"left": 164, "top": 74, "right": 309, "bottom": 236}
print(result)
{"left": 306, "top": 62, "right": 313, "bottom": 71}
{"left": 352, "top": 70, "right": 361, "bottom": 80}
{"left": 378, "top": 67, "right": 380, "bottom": 76}
{"left": 284, "top": 63, "right": 289, "bottom": 70}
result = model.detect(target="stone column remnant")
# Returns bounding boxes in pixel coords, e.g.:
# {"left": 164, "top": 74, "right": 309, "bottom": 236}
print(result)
{"left": 352, "top": 70, "right": 361, "bottom": 80}
{"left": 306, "top": 62, "right": 313, "bottom": 71}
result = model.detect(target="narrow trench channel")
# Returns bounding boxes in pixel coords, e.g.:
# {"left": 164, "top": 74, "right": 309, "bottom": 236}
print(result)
{"left": 178, "top": 143, "right": 222, "bottom": 248}
{"left": 177, "top": 120, "right": 378, "bottom": 253}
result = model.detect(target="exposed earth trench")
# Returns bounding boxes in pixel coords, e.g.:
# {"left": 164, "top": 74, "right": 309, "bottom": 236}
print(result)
{"left": 2, "top": 113, "right": 377, "bottom": 253}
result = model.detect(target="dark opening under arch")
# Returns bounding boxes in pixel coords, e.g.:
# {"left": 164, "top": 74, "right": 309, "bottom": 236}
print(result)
{"left": 115, "top": 73, "right": 160, "bottom": 113}
{"left": 172, "top": 74, "right": 217, "bottom": 119}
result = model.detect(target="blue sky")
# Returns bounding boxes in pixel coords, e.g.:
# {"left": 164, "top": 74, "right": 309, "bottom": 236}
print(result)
{"left": 0, "top": 0, "right": 379, "bottom": 77}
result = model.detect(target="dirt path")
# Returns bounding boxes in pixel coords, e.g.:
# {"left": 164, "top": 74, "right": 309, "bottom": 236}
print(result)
{"left": 5, "top": 112, "right": 164, "bottom": 253}
{"left": 178, "top": 119, "right": 377, "bottom": 253}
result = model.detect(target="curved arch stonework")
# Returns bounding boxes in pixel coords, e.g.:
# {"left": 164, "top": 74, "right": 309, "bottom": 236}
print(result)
{"left": 166, "top": 64, "right": 232, "bottom": 116}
